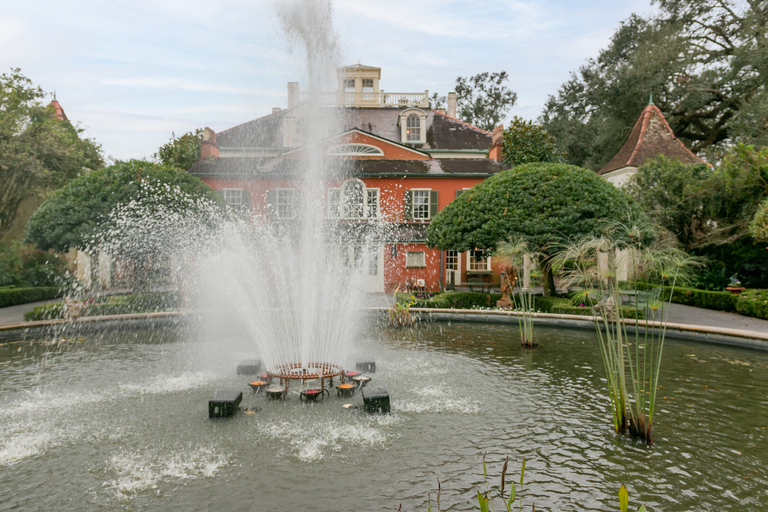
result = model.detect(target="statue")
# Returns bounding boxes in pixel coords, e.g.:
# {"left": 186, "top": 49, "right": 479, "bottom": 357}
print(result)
{"left": 496, "top": 266, "right": 518, "bottom": 308}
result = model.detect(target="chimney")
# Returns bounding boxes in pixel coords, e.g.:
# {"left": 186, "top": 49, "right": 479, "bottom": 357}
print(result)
{"left": 272, "top": 107, "right": 281, "bottom": 114}
{"left": 199, "top": 127, "right": 219, "bottom": 160}
{"left": 287, "top": 82, "right": 299, "bottom": 109}
{"left": 489, "top": 124, "right": 504, "bottom": 162}
{"left": 446, "top": 92, "right": 457, "bottom": 118}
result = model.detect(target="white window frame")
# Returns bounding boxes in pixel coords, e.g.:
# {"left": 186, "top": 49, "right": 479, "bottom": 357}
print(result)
{"left": 326, "top": 143, "right": 384, "bottom": 157}
{"left": 342, "top": 179, "right": 366, "bottom": 219}
{"left": 329, "top": 180, "right": 379, "bottom": 219}
{"left": 343, "top": 78, "right": 355, "bottom": 92}
{"left": 366, "top": 188, "right": 380, "bottom": 219}
{"left": 467, "top": 250, "right": 492, "bottom": 271}
{"left": 399, "top": 108, "right": 427, "bottom": 144}
{"left": 445, "top": 250, "right": 459, "bottom": 271}
{"left": 412, "top": 189, "right": 431, "bottom": 220}
{"left": 275, "top": 189, "right": 296, "bottom": 219}
{"left": 406, "top": 251, "right": 426, "bottom": 268}
{"left": 361, "top": 78, "right": 374, "bottom": 93}
{"left": 327, "top": 188, "right": 341, "bottom": 218}
{"left": 223, "top": 188, "right": 247, "bottom": 208}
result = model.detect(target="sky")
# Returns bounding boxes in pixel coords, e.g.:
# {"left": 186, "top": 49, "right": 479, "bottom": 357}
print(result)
{"left": 1, "top": 0, "right": 656, "bottom": 162}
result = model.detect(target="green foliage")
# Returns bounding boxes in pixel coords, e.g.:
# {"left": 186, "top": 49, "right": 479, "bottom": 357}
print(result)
{"left": 628, "top": 281, "right": 737, "bottom": 312}
{"left": 23, "top": 292, "right": 181, "bottom": 321}
{"left": 427, "top": 163, "right": 638, "bottom": 253}
{"left": 0, "top": 241, "right": 69, "bottom": 287}
{"left": 502, "top": 117, "right": 564, "bottom": 168}
{"left": 24, "top": 160, "right": 220, "bottom": 252}
{"left": 627, "top": 156, "right": 712, "bottom": 248}
{"left": 692, "top": 261, "right": 730, "bottom": 291}
{"left": 408, "top": 292, "right": 501, "bottom": 310}
{"left": 541, "top": 1, "right": 768, "bottom": 169}
{"left": 455, "top": 71, "right": 517, "bottom": 132}
{"left": 0, "top": 286, "right": 62, "bottom": 308}
{"left": 750, "top": 199, "right": 768, "bottom": 242}
{"left": 734, "top": 289, "right": 768, "bottom": 320}
{"left": 629, "top": 147, "right": 768, "bottom": 288}
{"left": 707, "top": 144, "right": 768, "bottom": 244}
{"left": 693, "top": 237, "right": 768, "bottom": 289}
{"left": 154, "top": 129, "right": 203, "bottom": 171}
{"left": 0, "top": 68, "right": 103, "bottom": 238}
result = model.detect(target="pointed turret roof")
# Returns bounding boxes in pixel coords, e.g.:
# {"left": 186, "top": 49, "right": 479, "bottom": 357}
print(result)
{"left": 48, "top": 99, "right": 68, "bottom": 121}
{"left": 598, "top": 103, "right": 706, "bottom": 175}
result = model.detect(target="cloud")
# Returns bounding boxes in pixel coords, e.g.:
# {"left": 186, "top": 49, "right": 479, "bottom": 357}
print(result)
{"left": 101, "top": 77, "right": 284, "bottom": 97}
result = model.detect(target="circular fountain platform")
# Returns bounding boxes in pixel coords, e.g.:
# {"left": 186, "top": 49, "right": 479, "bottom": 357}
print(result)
{"left": 267, "top": 362, "right": 344, "bottom": 386}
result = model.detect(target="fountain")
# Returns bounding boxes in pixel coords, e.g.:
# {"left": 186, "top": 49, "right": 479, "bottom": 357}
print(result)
{"left": 2, "top": 2, "right": 768, "bottom": 510}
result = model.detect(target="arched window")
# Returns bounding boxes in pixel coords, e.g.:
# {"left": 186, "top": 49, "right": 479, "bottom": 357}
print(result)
{"left": 326, "top": 144, "right": 384, "bottom": 157}
{"left": 328, "top": 179, "right": 379, "bottom": 219}
{"left": 400, "top": 108, "right": 427, "bottom": 144}
{"left": 343, "top": 179, "right": 365, "bottom": 218}
{"left": 406, "top": 114, "right": 421, "bottom": 142}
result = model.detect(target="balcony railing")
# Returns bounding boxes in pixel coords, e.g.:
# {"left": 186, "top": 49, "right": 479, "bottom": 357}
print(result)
{"left": 297, "top": 91, "right": 429, "bottom": 108}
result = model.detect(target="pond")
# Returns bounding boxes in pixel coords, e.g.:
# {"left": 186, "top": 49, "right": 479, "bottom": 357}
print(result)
{"left": 0, "top": 321, "right": 766, "bottom": 511}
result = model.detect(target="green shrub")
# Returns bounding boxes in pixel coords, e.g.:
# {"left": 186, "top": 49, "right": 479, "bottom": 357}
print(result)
{"left": 626, "top": 282, "right": 737, "bottom": 312}
{"left": 408, "top": 292, "right": 501, "bottom": 309}
{"left": 0, "top": 241, "right": 69, "bottom": 288}
{"left": 535, "top": 296, "right": 565, "bottom": 313}
{"left": 0, "top": 287, "right": 62, "bottom": 308}
{"left": 22, "top": 292, "right": 182, "bottom": 321}
{"left": 23, "top": 301, "right": 64, "bottom": 321}
{"left": 735, "top": 289, "right": 768, "bottom": 320}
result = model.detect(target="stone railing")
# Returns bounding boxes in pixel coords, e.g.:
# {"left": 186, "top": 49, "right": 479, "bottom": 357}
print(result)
{"left": 298, "top": 91, "right": 429, "bottom": 108}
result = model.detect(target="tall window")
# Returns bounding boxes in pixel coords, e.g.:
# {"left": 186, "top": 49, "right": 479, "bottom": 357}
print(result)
{"left": 412, "top": 190, "right": 430, "bottom": 220}
{"left": 343, "top": 179, "right": 365, "bottom": 218}
{"left": 446, "top": 250, "right": 458, "bottom": 271}
{"left": 328, "top": 180, "right": 378, "bottom": 219}
{"left": 368, "top": 246, "right": 379, "bottom": 276}
{"left": 276, "top": 189, "right": 295, "bottom": 219}
{"left": 366, "top": 189, "right": 379, "bottom": 218}
{"left": 406, "top": 114, "right": 421, "bottom": 142}
{"left": 343, "top": 79, "right": 355, "bottom": 92}
{"left": 223, "top": 189, "right": 248, "bottom": 210}
{"left": 468, "top": 250, "right": 491, "bottom": 271}
{"left": 327, "top": 189, "right": 341, "bottom": 218}
{"left": 361, "top": 78, "right": 373, "bottom": 93}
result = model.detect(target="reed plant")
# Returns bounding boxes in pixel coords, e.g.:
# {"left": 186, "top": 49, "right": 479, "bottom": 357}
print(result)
{"left": 496, "top": 238, "right": 537, "bottom": 347}
{"left": 389, "top": 286, "right": 415, "bottom": 327}
{"left": 554, "top": 220, "right": 699, "bottom": 443}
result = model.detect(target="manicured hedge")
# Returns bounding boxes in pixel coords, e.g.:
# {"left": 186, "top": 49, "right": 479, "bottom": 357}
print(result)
{"left": 406, "top": 291, "right": 644, "bottom": 318}
{"left": 735, "top": 289, "right": 768, "bottom": 320}
{"left": 407, "top": 292, "right": 502, "bottom": 309}
{"left": 23, "top": 292, "right": 182, "bottom": 321}
{"left": 627, "top": 282, "right": 737, "bottom": 312}
{"left": 0, "top": 287, "right": 62, "bottom": 308}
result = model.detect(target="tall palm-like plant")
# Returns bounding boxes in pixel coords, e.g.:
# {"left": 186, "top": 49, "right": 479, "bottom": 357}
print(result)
{"left": 554, "top": 220, "right": 698, "bottom": 443}
{"left": 496, "top": 238, "right": 537, "bottom": 347}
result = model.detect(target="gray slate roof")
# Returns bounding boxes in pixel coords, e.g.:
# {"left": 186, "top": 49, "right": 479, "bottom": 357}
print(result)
{"left": 215, "top": 107, "right": 491, "bottom": 152}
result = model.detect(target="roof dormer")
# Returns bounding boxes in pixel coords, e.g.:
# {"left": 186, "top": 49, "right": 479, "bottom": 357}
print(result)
{"left": 398, "top": 108, "right": 428, "bottom": 145}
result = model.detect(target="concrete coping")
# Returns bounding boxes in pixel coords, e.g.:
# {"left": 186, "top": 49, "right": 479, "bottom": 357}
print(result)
{"left": 405, "top": 307, "right": 768, "bottom": 342}
{"left": 1, "top": 307, "right": 766, "bottom": 349}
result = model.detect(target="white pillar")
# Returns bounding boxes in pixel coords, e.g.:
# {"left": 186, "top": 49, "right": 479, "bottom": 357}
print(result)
{"left": 98, "top": 251, "right": 111, "bottom": 289}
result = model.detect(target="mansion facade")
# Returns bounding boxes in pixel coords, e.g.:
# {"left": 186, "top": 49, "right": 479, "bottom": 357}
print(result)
{"left": 188, "top": 65, "right": 507, "bottom": 293}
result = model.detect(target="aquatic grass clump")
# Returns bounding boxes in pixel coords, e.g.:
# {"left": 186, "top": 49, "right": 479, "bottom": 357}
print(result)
{"left": 554, "top": 220, "right": 699, "bottom": 443}
{"left": 495, "top": 238, "right": 537, "bottom": 347}
{"left": 389, "top": 287, "right": 415, "bottom": 327}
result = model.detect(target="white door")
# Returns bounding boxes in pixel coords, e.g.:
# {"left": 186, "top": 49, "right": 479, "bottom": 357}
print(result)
{"left": 340, "top": 244, "right": 384, "bottom": 293}
{"left": 445, "top": 250, "right": 460, "bottom": 288}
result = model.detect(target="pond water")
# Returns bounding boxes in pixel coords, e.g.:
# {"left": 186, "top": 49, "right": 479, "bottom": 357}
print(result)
{"left": 1, "top": 322, "right": 766, "bottom": 511}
